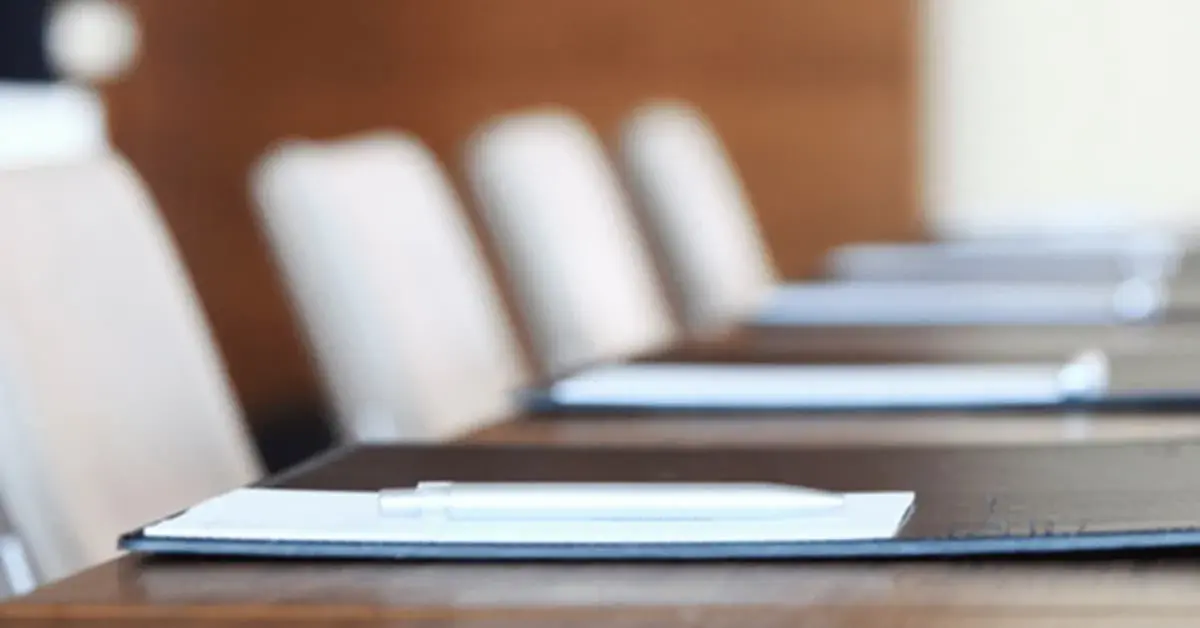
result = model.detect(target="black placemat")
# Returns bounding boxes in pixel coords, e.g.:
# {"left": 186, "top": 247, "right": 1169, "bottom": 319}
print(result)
{"left": 121, "top": 440, "right": 1200, "bottom": 560}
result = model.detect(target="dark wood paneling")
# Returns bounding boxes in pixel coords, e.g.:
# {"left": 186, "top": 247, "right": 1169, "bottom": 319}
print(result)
{"left": 102, "top": 0, "right": 918, "bottom": 419}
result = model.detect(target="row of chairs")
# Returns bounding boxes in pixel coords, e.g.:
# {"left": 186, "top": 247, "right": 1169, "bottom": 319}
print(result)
{"left": 0, "top": 100, "right": 806, "bottom": 589}
{"left": 258, "top": 102, "right": 786, "bottom": 440}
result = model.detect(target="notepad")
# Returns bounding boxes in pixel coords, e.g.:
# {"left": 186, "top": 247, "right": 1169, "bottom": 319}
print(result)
{"left": 537, "top": 357, "right": 1108, "bottom": 412}
{"left": 754, "top": 280, "right": 1164, "bottom": 327}
{"left": 826, "top": 235, "right": 1181, "bottom": 283}
{"left": 136, "top": 487, "right": 916, "bottom": 547}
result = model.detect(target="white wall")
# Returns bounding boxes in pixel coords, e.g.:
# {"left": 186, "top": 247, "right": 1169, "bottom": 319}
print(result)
{"left": 924, "top": 0, "right": 1200, "bottom": 238}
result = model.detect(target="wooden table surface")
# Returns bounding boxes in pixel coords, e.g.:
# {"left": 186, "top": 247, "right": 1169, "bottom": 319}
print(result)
{"left": 9, "top": 413, "right": 1200, "bottom": 627}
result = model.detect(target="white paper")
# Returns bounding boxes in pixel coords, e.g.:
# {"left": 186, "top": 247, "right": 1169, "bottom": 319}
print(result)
{"left": 825, "top": 234, "right": 1181, "bottom": 283}
{"left": 548, "top": 362, "right": 1095, "bottom": 409}
{"left": 754, "top": 280, "right": 1163, "bottom": 326}
{"left": 143, "top": 488, "right": 915, "bottom": 545}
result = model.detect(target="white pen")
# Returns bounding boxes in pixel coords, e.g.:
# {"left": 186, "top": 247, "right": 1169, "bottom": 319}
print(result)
{"left": 378, "top": 482, "right": 843, "bottom": 521}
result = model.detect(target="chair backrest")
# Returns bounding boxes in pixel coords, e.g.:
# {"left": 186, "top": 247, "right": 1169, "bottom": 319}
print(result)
{"left": 0, "top": 156, "right": 262, "bottom": 583}
{"left": 467, "top": 110, "right": 677, "bottom": 376}
{"left": 620, "top": 101, "right": 778, "bottom": 331}
{"left": 252, "top": 132, "right": 528, "bottom": 442}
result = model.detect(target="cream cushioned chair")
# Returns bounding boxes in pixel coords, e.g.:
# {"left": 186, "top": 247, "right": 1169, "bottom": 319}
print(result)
{"left": 0, "top": 156, "right": 262, "bottom": 585}
{"left": 620, "top": 101, "right": 778, "bottom": 332}
{"left": 252, "top": 132, "right": 528, "bottom": 442}
{"left": 467, "top": 110, "right": 677, "bottom": 377}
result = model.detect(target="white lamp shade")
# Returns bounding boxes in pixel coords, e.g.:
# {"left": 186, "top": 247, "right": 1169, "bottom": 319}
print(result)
{"left": 45, "top": 0, "right": 140, "bottom": 84}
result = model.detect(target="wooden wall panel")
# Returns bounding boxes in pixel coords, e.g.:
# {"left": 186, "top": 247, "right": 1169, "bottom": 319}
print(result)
{"left": 101, "top": 0, "right": 919, "bottom": 421}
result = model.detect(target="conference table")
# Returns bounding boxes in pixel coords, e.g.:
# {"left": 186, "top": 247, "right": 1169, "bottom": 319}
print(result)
{"left": 8, "top": 410, "right": 1200, "bottom": 627}
{"left": 12, "top": 322, "right": 1200, "bottom": 626}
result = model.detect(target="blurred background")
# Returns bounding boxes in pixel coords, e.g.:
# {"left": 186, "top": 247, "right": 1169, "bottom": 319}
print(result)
{"left": 4, "top": 0, "right": 1199, "bottom": 467}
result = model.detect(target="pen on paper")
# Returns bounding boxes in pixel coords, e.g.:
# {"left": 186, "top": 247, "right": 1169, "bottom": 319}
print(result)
{"left": 377, "top": 482, "right": 844, "bottom": 521}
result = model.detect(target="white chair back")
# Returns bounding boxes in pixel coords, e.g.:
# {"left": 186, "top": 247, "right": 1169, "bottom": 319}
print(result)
{"left": 253, "top": 133, "right": 528, "bottom": 442}
{"left": 621, "top": 101, "right": 778, "bottom": 331}
{"left": 0, "top": 156, "right": 261, "bottom": 583}
{"left": 467, "top": 110, "right": 676, "bottom": 375}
